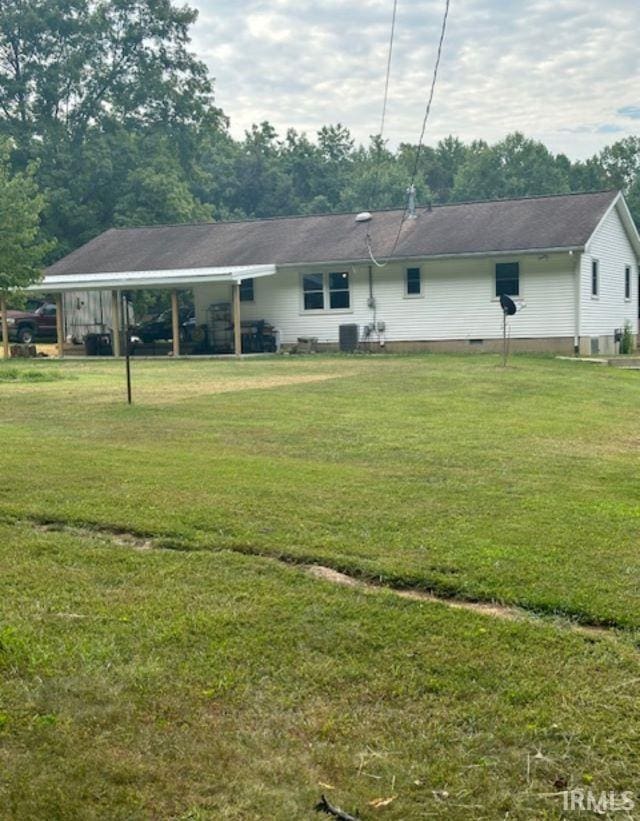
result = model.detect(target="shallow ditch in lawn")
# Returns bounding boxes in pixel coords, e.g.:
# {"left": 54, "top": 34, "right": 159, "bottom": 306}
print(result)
{"left": 6, "top": 514, "right": 622, "bottom": 643}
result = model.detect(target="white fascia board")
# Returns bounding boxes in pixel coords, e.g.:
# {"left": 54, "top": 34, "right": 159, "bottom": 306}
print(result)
{"left": 26, "top": 264, "right": 277, "bottom": 293}
{"left": 615, "top": 195, "right": 640, "bottom": 260}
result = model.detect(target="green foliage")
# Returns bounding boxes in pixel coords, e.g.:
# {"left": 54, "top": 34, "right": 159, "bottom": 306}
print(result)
{"left": 0, "top": 140, "right": 50, "bottom": 292}
{"left": 620, "top": 320, "right": 635, "bottom": 355}
{"left": 451, "top": 133, "right": 570, "bottom": 201}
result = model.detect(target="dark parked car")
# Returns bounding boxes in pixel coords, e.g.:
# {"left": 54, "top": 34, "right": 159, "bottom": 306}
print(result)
{"left": 2, "top": 302, "right": 58, "bottom": 344}
{"left": 136, "top": 308, "right": 195, "bottom": 344}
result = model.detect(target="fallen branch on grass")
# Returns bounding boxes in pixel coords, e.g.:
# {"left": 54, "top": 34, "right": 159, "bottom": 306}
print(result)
{"left": 314, "top": 794, "right": 360, "bottom": 821}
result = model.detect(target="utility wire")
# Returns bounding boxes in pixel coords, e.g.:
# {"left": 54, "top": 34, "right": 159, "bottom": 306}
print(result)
{"left": 385, "top": 0, "right": 451, "bottom": 260}
{"left": 379, "top": 0, "right": 398, "bottom": 138}
{"left": 368, "top": 0, "right": 399, "bottom": 210}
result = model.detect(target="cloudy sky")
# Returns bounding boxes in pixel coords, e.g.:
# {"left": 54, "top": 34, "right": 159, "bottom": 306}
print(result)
{"left": 189, "top": 0, "right": 640, "bottom": 159}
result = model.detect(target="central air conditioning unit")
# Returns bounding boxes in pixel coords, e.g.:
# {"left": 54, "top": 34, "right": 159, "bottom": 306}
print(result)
{"left": 339, "top": 324, "right": 359, "bottom": 353}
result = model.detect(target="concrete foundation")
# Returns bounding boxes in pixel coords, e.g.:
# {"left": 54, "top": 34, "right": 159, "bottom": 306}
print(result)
{"left": 289, "top": 337, "right": 580, "bottom": 355}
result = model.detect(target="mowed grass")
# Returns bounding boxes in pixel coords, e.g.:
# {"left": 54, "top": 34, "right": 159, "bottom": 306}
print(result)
{"left": 1, "top": 522, "right": 639, "bottom": 820}
{"left": 1, "top": 354, "right": 639, "bottom": 626}
{"left": 1, "top": 353, "right": 640, "bottom": 818}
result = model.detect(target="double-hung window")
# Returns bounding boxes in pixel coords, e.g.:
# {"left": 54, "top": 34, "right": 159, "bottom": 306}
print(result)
{"left": 495, "top": 262, "right": 519, "bottom": 297}
{"left": 302, "top": 272, "right": 350, "bottom": 311}
{"left": 406, "top": 267, "right": 421, "bottom": 296}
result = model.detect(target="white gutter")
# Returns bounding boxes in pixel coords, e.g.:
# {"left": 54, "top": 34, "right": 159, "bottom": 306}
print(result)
{"left": 276, "top": 246, "right": 585, "bottom": 270}
{"left": 26, "top": 263, "right": 277, "bottom": 293}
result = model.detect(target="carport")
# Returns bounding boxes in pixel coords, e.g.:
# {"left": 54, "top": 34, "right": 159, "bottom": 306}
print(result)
{"left": 1, "top": 264, "right": 276, "bottom": 359}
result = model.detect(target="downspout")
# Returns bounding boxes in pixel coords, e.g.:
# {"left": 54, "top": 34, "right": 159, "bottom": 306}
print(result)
{"left": 573, "top": 251, "right": 581, "bottom": 356}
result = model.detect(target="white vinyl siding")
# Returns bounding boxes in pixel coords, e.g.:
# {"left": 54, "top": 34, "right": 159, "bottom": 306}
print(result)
{"left": 195, "top": 253, "right": 577, "bottom": 344}
{"left": 580, "top": 204, "right": 638, "bottom": 337}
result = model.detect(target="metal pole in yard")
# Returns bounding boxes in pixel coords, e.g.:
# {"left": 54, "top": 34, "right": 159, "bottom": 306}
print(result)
{"left": 122, "top": 292, "right": 132, "bottom": 405}
{"left": 502, "top": 309, "right": 507, "bottom": 368}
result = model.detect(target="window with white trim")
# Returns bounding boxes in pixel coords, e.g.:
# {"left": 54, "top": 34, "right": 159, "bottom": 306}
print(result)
{"left": 591, "top": 259, "right": 599, "bottom": 297}
{"left": 406, "top": 267, "right": 421, "bottom": 296}
{"left": 302, "top": 272, "right": 350, "bottom": 311}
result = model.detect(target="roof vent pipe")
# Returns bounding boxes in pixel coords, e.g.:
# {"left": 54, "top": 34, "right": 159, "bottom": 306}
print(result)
{"left": 407, "top": 184, "right": 417, "bottom": 219}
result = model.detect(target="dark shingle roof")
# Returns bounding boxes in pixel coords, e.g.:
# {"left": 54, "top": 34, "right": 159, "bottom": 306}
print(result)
{"left": 46, "top": 190, "right": 618, "bottom": 276}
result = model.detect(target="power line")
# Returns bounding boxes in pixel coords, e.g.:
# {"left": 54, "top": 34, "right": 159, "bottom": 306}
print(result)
{"left": 379, "top": 0, "right": 398, "bottom": 138}
{"left": 410, "top": 0, "right": 451, "bottom": 183}
{"left": 386, "top": 0, "right": 451, "bottom": 259}
{"left": 368, "top": 0, "right": 399, "bottom": 210}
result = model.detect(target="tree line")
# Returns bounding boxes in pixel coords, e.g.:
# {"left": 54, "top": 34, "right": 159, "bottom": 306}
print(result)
{"left": 0, "top": 0, "right": 639, "bottom": 292}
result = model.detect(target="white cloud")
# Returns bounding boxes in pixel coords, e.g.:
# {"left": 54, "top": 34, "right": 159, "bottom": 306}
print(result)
{"left": 190, "top": 0, "right": 640, "bottom": 159}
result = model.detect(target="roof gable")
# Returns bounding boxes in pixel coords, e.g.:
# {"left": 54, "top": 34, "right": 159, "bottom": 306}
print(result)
{"left": 46, "top": 190, "right": 620, "bottom": 277}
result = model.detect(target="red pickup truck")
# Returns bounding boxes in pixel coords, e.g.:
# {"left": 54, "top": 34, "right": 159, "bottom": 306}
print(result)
{"left": 2, "top": 302, "right": 58, "bottom": 344}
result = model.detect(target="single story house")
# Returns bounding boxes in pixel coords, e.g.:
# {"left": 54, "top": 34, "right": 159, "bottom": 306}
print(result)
{"left": 19, "top": 189, "right": 640, "bottom": 356}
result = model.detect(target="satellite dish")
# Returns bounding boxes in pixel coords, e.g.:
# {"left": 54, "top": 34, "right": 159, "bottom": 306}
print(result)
{"left": 499, "top": 293, "right": 517, "bottom": 316}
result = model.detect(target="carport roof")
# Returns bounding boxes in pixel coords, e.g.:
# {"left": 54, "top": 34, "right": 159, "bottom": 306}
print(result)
{"left": 42, "top": 189, "right": 621, "bottom": 282}
{"left": 27, "top": 264, "right": 277, "bottom": 293}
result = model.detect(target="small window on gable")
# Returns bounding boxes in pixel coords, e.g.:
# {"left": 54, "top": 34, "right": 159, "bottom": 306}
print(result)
{"left": 406, "top": 267, "right": 421, "bottom": 296}
{"left": 239, "top": 278, "right": 254, "bottom": 302}
{"left": 625, "top": 265, "right": 631, "bottom": 300}
{"left": 592, "top": 259, "right": 599, "bottom": 297}
{"left": 495, "top": 262, "right": 519, "bottom": 297}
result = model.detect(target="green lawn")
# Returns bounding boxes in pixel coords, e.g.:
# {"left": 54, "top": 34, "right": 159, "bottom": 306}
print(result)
{"left": 1, "top": 353, "right": 640, "bottom": 818}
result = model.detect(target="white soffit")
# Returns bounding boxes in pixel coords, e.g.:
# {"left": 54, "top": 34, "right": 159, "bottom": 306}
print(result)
{"left": 26, "top": 264, "right": 277, "bottom": 293}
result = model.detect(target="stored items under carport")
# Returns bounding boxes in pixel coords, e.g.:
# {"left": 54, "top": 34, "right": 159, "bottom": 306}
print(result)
{"left": 84, "top": 333, "right": 113, "bottom": 356}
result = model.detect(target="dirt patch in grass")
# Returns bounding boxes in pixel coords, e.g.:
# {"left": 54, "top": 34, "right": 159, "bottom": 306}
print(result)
{"left": 134, "top": 370, "right": 356, "bottom": 404}
{"left": 305, "top": 565, "right": 612, "bottom": 640}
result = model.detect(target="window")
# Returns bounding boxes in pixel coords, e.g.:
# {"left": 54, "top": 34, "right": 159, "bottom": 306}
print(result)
{"left": 625, "top": 266, "right": 631, "bottom": 300}
{"left": 495, "top": 262, "right": 519, "bottom": 297}
{"left": 406, "top": 267, "right": 421, "bottom": 296}
{"left": 239, "top": 278, "right": 254, "bottom": 302}
{"left": 302, "top": 272, "right": 351, "bottom": 311}
{"left": 329, "top": 271, "right": 350, "bottom": 309}
{"left": 303, "top": 274, "right": 325, "bottom": 310}
{"left": 591, "top": 259, "right": 599, "bottom": 297}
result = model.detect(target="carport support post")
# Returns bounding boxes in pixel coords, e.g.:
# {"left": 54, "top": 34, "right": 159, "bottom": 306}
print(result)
{"left": 55, "top": 293, "right": 64, "bottom": 358}
{"left": 1, "top": 294, "right": 9, "bottom": 360}
{"left": 111, "top": 290, "right": 121, "bottom": 357}
{"left": 171, "top": 289, "right": 180, "bottom": 357}
{"left": 233, "top": 282, "right": 241, "bottom": 357}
